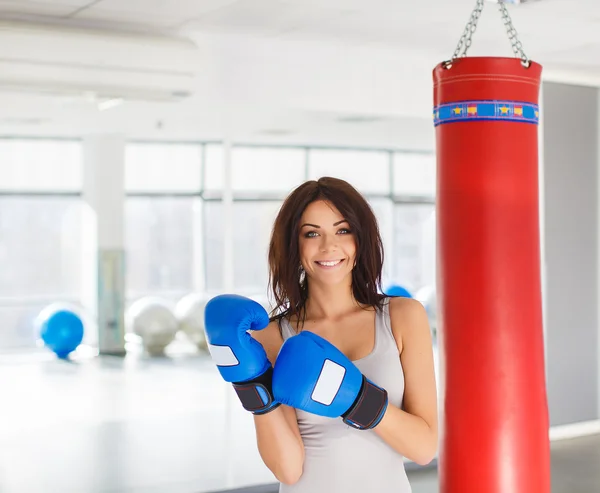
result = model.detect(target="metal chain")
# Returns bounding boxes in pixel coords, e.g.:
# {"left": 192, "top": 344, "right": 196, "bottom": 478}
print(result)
{"left": 451, "top": 0, "right": 485, "bottom": 59}
{"left": 498, "top": 1, "right": 530, "bottom": 66}
{"left": 450, "top": 0, "right": 530, "bottom": 66}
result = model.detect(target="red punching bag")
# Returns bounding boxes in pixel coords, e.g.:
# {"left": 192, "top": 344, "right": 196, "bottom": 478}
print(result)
{"left": 433, "top": 3, "right": 550, "bottom": 493}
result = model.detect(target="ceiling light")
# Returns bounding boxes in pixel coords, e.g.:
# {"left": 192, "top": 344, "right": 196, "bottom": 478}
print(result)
{"left": 97, "top": 98, "right": 124, "bottom": 111}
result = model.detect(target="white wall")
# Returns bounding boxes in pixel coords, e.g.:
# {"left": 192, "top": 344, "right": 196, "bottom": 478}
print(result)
{"left": 543, "top": 81, "right": 600, "bottom": 426}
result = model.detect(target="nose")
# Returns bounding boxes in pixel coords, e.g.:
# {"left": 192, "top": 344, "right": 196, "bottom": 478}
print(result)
{"left": 319, "top": 233, "right": 337, "bottom": 252}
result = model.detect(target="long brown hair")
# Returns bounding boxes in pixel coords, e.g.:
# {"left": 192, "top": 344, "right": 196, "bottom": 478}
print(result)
{"left": 268, "top": 176, "right": 386, "bottom": 326}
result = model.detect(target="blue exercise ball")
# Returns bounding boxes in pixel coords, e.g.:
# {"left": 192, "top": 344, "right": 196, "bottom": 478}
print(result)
{"left": 384, "top": 285, "right": 413, "bottom": 298}
{"left": 39, "top": 307, "right": 84, "bottom": 359}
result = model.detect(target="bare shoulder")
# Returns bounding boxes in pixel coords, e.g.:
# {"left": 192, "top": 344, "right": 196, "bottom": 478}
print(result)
{"left": 250, "top": 319, "right": 285, "bottom": 365}
{"left": 388, "top": 296, "right": 438, "bottom": 447}
{"left": 387, "top": 297, "right": 431, "bottom": 352}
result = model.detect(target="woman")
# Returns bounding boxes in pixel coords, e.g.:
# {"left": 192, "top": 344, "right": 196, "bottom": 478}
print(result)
{"left": 251, "top": 176, "right": 438, "bottom": 492}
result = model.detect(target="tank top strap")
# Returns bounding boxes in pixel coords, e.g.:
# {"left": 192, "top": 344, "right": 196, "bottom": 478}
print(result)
{"left": 375, "top": 297, "right": 399, "bottom": 353}
{"left": 279, "top": 317, "right": 295, "bottom": 341}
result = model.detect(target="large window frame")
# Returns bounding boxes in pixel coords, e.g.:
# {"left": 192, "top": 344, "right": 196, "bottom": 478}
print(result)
{"left": 0, "top": 136, "right": 435, "bottom": 351}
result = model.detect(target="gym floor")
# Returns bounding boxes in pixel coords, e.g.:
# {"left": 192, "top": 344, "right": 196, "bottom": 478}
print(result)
{"left": 2, "top": 347, "right": 598, "bottom": 493}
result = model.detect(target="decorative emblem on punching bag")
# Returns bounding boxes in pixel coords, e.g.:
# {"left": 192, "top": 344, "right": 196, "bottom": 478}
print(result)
{"left": 433, "top": 100, "right": 539, "bottom": 125}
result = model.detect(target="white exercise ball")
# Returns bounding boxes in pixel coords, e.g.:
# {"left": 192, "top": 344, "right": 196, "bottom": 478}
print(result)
{"left": 126, "top": 297, "right": 178, "bottom": 356}
{"left": 174, "top": 292, "right": 208, "bottom": 351}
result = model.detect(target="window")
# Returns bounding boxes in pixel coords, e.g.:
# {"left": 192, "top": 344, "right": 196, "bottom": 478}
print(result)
{"left": 232, "top": 147, "right": 305, "bottom": 194}
{"left": 0, "top": 197, "right": 85, "bottom": 349}
{"left": 0, "top": 138, "right": 438, "bottom": 354}
{"left": 124, "top": 142, "right": 203, "bottom": 305}
{"left": 0, "top": 139, "right": 81, "bottom": 192}
{"left": 0, "top": 197, "right": 84, "bottom": 297}
{"left": 231, "top": 201, "right": 282, "bottom": 294}
{"left": 203, "top": 200, "right": 223, "bottom": 292}
{"left": 308, "top": 149, "right": 390, "bottom": 194}
{"left": 393, "top": 152, "right": 435, "bottom": 197}
{"left": 204, "top": 144, "right": 224, "bottom": 192}
{"left": 392, "top": 204, "right": 436, "bottom": 293}
{"left": 125, "top": 142, "right": 202, "bottom": 193}
{"left": 203, "top": 145, "right": 306, "bottom": 195}
{"left": 204, "top": 200, "right": 282, "bottom": 295}
{"left": 125, "top": 197, "right": 200, "bottom": 301}
{"left": 366, "top": 198, "right": 395, "bottom": 284}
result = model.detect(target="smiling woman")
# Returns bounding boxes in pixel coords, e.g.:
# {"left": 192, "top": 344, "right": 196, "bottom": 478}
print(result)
{"left": 240, "top": 176, "right": 439, "bottom": 492}
{"left": 268, "top": 177, "right": 386, "bottom": 326}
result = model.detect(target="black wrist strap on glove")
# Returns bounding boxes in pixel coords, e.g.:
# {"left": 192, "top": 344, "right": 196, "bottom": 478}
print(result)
{"left": 232, "top": 366, "right": 280, "bottom": 415}
{"left": 342, "top": 375, "right": 388, "bottom": 430}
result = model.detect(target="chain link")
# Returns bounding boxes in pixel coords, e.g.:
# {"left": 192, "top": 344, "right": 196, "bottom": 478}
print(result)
{"left": 452, "top": 0, "right": 485, "bottom": 60}
{"left": 449, "top": 0, "right": 529, "bottom": 67}
{"left": 498, "top": 1, "right": 530, "bottom": 66}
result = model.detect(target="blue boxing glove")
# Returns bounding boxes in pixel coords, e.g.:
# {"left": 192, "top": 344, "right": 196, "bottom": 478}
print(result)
{"left": 272, "top": 331, "right": 388, "bottom": 430}
{"left": 204, "top": 294, "right": 279, "bottom": 415}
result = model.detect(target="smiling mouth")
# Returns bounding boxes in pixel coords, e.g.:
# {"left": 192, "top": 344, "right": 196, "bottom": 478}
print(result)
{"left": 315, "top": 259, "right": 344, "bottom": 267}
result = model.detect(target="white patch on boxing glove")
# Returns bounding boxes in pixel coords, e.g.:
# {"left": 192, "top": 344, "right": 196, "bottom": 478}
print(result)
{"left": 207, "top": 343, "right": 239, "bottom": 367}
{"left": 311, "top": 359, "right": 346, "bottom": 405}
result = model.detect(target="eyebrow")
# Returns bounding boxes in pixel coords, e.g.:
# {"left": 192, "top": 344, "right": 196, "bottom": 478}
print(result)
{"left": 300, "top": 219, "right": 348, "bottom": 229}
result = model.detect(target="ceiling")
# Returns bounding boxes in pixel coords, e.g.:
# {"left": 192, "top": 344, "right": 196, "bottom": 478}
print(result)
{"left": 0, "top": 0, "right": 599, "bottom": 149}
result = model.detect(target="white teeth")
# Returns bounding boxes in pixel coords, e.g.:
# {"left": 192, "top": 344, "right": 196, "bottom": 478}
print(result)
{"left": 317, "top": 260, "right": 341, "bottom": 267}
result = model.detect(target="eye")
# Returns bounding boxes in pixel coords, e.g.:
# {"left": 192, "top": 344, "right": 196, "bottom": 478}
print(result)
{"left": 337, "top": 228, "right": 352, "bottom": 235}
{"left": 304, "top": 230, "right": 319, "bottom": 238}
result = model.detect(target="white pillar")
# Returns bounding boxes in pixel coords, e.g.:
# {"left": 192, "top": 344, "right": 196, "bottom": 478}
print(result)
{"left": 82, "top": 134, "right": 126, "bottom": 356}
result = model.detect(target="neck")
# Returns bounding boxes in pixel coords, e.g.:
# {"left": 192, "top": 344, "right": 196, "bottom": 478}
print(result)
{"left": 304, "top": 278, "right": 358, "bottom": 320}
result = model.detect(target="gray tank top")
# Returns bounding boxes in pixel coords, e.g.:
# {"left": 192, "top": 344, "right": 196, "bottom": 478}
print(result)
{"left": 278, "top": 298, "right": 412, "bottom": 493}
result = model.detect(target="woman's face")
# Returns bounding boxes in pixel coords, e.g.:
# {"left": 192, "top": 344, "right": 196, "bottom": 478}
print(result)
{"left": 298, "top": 199, "right": 356, "bottom": 287}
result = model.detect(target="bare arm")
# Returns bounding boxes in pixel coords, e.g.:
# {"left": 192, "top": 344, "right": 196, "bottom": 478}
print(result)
{"left": 251, "top": 321, "right": 305, "bottom": 484}
{"left": 373, "top": 298, "right": 439, "bottom": 465}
